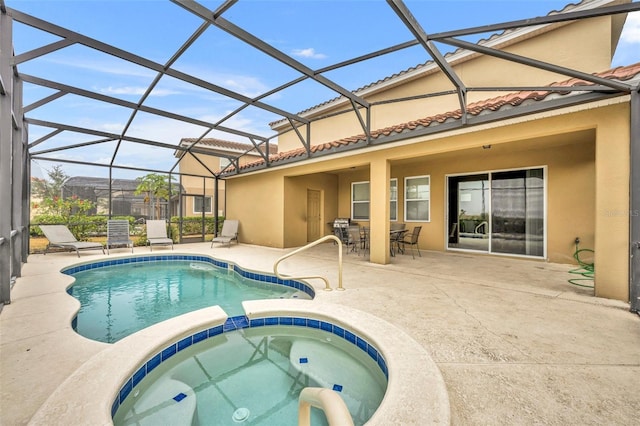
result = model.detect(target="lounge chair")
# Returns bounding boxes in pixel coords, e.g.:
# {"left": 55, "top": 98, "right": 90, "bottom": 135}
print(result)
{"left": 211, "top": 220, "right": 239, "bottom": 248}
{"left": 106, "top": 220, "right": 134, "bottom": 254}
{"left": 146, "top": 220, "right": 173, "bottom": 251}
{"left": 39, "top": 224, "right": 105, "bottom": 257}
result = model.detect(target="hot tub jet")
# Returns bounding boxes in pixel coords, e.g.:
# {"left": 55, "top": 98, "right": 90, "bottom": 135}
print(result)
{"left": 232, "top": 407, "right": 250, "bottom": 423}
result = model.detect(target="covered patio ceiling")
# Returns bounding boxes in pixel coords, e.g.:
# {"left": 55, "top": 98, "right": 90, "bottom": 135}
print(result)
{"left": 1, "top": 0, "right": 639, "bottom": 180}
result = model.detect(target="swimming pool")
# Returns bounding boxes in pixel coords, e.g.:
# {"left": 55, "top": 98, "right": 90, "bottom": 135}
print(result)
{"left": 63, "top": 255, "right": 314, "bottom": 343}
{"left": 112, "top": 320, "right": 388, "bottom": 426}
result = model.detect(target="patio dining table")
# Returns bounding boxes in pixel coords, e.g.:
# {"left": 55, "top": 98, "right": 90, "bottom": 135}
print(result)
{"left": 390, "top": 229, "right": 408, "bottom": 257}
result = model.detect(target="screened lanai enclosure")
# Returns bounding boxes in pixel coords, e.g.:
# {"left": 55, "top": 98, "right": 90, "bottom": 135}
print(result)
{"left": 1, "top": 0, "right": 639, "bottom": 311}
{"left": 60, "top": 177, "right": 175, "bottom": 218}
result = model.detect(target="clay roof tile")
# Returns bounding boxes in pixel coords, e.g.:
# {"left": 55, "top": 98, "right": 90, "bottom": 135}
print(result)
{"left": 227, "top": 62, "right": 640, "bottom": 174}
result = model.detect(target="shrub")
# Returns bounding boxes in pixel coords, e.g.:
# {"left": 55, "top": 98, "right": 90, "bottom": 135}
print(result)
{"left": 31, "top": 215, "right": 136, "bottom": 241}
{"left": 170, "top": 216, "right": 225, "bottom": 235}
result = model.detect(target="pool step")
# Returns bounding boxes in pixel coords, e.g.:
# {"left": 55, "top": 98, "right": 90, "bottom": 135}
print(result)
{"left": 121, "top": 378, "right": 197, "bottom": 425}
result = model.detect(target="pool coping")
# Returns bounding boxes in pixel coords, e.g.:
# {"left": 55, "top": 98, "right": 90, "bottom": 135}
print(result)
{"left": 110, "top": 311, "right": 393, "bottom": 421}
{"left": 62, "top": 253, "right": 316, "bottom": 299}
{"left": 29, "top": 303, "right": 449, "bottom": 425}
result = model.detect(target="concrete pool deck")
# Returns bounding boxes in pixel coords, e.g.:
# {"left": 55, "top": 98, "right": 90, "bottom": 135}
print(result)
{"left": 1, "top": 242, "right": 639, "bottom": 425}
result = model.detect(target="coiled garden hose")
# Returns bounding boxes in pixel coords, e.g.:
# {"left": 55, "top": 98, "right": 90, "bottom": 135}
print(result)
{"left": 568, "top": 238, "right": 594, "bottom": 288}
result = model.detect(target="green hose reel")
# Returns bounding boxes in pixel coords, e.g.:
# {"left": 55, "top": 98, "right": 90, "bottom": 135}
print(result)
{"left": 568, "top": 237, "right": 594, "bottom": 288}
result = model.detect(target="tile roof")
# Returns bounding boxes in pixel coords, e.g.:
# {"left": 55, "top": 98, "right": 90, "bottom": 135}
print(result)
{"left": 269, "top": 0, "right": 621, "bottom": 128}
{"left": 180, "top": 137, "right": 277, "bottom": 155}
{"left": 230, "top": 62, "right": 640, "bottom": 174}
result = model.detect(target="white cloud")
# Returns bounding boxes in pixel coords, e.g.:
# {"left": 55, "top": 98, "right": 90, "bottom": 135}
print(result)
{"left": 97, "top": 86, "right": 181, "bottom": 97}
{"left": 198, "top": 113, "right": 269, "bottom": 141}
{"left": 122, "top": 116, "right": 208, "bottom": 145}
{"left": 620, "top": 12, "right": 640, "bottom": 44}
{"left": 220, "top": 76, "right": 271, "bottom": 98}
{"left": 291, "top": 48, "right": 327, "bottom": 60}
{"left": 168, "top": 65, "right": 272, "bottom": 98}
{"left": 99, "top": 122, "right": 127, "bottom": 133}
{"left": 45, "top": 56, "right": 155, "bottom": 78}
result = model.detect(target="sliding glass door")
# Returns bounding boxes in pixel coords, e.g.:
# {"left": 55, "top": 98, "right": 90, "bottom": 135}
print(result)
{"left": 491, "top": 169, "right": 544, "bottom": 256}
{"left": 448, "top": 174, "right": 490, "bottom": 251}
{"left": 447, "top": 168, "right": 545, "bottom": 257}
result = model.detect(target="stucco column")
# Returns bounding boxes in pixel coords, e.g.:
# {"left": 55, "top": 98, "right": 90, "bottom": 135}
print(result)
{"left": 595, "top": 110, "right": 630, "bottom": 301}
{"left": 369, "top": 158, "right": 390, "bottom": 264}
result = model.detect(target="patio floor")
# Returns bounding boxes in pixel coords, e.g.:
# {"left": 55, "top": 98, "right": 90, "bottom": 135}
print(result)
{"left": 1, "top": 242, "right": 639, "bottom": 425}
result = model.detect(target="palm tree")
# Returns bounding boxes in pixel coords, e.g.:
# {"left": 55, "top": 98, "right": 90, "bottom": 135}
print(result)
{"left": 134, "top": 173, "right": 174, "bottom": 220}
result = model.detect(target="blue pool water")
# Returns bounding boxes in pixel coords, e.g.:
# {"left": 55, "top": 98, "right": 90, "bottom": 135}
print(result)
{"left": 113, "top": 324, "right": 387, "bottom": 426}
{"left": 66, "top": 259, "right": 312, "bottom": 343}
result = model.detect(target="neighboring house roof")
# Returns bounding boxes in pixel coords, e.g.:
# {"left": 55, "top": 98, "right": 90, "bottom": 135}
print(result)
{"left": 179, "top": 138, "right": 277, "bottom": 156}
{"left": 269, "top": 0, "right": 626, "bottom": 129}
{"left": 64, "top": 177, "right": 142, "bottom": 191}
{"left": 63, "top": 177, "right": 185, "bottom": 193}
{"left": 230, "top": 62, "right": 640, "bottom": 174}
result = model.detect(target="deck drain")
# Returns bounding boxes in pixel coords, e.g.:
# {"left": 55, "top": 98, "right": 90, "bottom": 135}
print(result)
{"left": 232, "top": 407, "right": 250, "bottom": 423}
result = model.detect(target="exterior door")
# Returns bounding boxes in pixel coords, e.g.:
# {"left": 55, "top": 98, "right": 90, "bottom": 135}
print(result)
{"left": 491, "top": 169, "right": 544, "bottom": 256}
{"left": 448, "top": 168, "right": 545, "bottom": 257}
{"left": 307, "top": 189, "right": 322, "bottom": 242}
{"left": 448, "top": 174, "right": 490, "bottom": 251}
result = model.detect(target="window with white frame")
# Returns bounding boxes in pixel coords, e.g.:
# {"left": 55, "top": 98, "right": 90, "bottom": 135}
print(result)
{"left": 220, "top": 157, "right": 231, "bottom": 170}
{"left": 390, "top": 178, "right": 398, "bottom": 221}
{"left": 351, "top": 181, "right": 370, "bottom": 220}
{"left": 405, "top": 175, "right": 430, "bottom": 221}
{"left": 193, "top": 196, "right": 212, "bottom": 214}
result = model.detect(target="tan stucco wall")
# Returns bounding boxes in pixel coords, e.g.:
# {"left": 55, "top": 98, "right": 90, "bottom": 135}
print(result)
{"left": 276, "top": 15, "right": 617, "bottom": 152}
{"left": 177, "top": 150, "right": 265, "bottom": 216}
{"left": 225, "top": 172, "right": 339, "bottom": 248}
{"left": 177, "top": 151, "right": 219, "bottom": 176}
{"left": 179, "top": 176, "right": 222, "bottom": 216}
{"left": 177, "top": 154, "right": 220, "bottom": 216}
{"left": 283, "top": 174, "right": 339, "bottom": 247}
{"left": 225, "top": 172, "right": 286, "bottom": 247}
{"left": 334, "top": 130, "right": 596, "bottom": 263}
{"left": 225, "top": 101, "right": 631, "bottom": 301}
{"left": 594, "top": 105, "right": 631, "bottom": 300}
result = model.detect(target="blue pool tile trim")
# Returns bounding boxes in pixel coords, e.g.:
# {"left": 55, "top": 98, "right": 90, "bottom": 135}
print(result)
{"left": 62, "top": 254, "right": 315, "bottom": 299}
{"left": 177, "top": 336, "right": 192, "bottom": 352}
{"left": 193, "top": 330, "right": 208, "bottom": 344}
{"left": 146, "top": 354, "right": 161, "bottom": 374}
{"left": 111, "top": 398, "right": 119, "bottom": 419}
{"left": 161, "top": 344, "right": 177, "bottom": 361}
{"left": 112, "top": 315, "right": 388, "bottom": 419}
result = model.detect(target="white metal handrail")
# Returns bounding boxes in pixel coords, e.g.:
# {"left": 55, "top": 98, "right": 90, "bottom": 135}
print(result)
{"left": 298, "top": 387, "right": 354, "bottom": 426}
{"left": 273, "top": 235, "right": 344, "bottom": 291}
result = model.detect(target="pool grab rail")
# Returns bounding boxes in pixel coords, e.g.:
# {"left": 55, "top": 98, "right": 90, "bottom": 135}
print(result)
{"left": 298, "top": 387, "right": 354, "bottom": 426}
{"left": 273, "top": 235, "right": 344, "bottom": 291}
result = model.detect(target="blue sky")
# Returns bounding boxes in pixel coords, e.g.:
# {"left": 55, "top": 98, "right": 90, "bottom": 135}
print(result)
{"left": 6, "top": 0, "right": 640, "bottom": 179}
